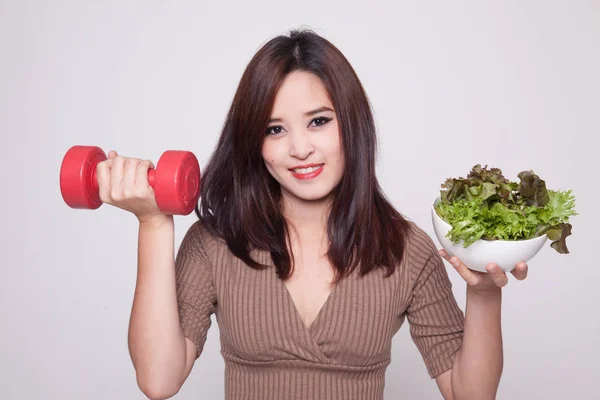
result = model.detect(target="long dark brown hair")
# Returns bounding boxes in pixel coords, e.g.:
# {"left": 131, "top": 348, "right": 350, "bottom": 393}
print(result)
{"left": 195, "top": 28, "right": 411, "bottom": 283}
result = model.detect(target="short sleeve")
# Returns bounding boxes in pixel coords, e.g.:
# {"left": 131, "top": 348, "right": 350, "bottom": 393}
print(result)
{"left": 174, "top": 220, "right": 218, "bottom": 359}
{"left": 406, "top": 247, "right": 464, "bottom": 378}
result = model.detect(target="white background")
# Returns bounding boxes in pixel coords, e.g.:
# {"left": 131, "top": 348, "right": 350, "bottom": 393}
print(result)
{"left": 1, "top": 1, "right": 598, "bottom": 399}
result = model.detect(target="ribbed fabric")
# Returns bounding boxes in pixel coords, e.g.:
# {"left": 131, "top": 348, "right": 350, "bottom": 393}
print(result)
{"left": 174, "top": 219, "right": 464, "bottom": 399}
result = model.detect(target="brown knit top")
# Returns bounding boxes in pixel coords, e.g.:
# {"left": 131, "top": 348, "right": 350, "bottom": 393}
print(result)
{"left": 175, "top": 219, "right": 465, "bottom": 400}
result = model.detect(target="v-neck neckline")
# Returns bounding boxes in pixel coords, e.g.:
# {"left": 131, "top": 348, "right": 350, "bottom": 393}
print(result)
{"left": 279, "top": 274, "right": 342, "bottom": 332}
{"left": 260, "top": 251, "right": 342, "bottom": 333}
{"left": 258, "top": 247, "right": 348, "bottom": 335}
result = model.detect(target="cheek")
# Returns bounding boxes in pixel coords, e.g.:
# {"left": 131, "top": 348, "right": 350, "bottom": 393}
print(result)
{"left": 324, "top": 129, "right": 343, "bottom": 164}
{"left": 261, "top": 143, "right": 272, "bottom": 162}
{"left": 329, "top": 136, "right": 345, "bottom": 173}
{"left": 261, "top": 142, "right": 280, "bottom": 173}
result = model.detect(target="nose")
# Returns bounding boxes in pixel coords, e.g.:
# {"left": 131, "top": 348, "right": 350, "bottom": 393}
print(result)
{"left": 289, "top": 130, "right": 314, "bottom": 160}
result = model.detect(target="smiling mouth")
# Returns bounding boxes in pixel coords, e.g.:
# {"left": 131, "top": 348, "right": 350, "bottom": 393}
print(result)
{"left": 289, "top": 164, "right": 324, "bottom": 180}
{"left": 290, "top": 165, "right": 322, "bottom": 173}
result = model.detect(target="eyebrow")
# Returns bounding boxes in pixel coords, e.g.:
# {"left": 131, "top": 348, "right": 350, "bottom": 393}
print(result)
{"left": 268, "top": 106, "right": 335, "bottom": 124}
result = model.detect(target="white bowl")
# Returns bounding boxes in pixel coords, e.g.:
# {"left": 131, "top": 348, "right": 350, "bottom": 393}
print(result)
{"left": 431, "top": 196, "right": 547, "bottom": 273}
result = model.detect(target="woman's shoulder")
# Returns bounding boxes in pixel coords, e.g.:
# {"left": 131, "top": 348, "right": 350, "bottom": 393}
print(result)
{"left": 179, "top": 217, "right": 229, "bottom": 260}
{"left": 401, "top": 218, "right": 441, "bottom": 269}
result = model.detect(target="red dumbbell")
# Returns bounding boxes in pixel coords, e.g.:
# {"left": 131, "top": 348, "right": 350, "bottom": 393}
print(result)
{"left": 59, "top": 145, "right": 201, "bottom": 215}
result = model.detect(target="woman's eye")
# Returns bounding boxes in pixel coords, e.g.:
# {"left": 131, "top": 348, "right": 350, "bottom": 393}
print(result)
{"left": 266, "top": 126, "right": 283, "bottom": 135}
{"left": 311, "top": 117, "right": 332, "bottom": 127}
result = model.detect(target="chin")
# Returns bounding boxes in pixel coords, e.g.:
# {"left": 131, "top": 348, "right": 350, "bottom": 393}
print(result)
{"left": 283, "top": 185, "right": 336, "bottom": 203}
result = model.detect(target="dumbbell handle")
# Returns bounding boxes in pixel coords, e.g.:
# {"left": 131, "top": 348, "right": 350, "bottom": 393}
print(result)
{"left": 90, "top": 165, "right": 157, "bottom": 192}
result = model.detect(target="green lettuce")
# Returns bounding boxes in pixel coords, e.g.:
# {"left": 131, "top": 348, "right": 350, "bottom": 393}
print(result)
{"left": 435, "top": 164, "right": 577, "bottom": 253}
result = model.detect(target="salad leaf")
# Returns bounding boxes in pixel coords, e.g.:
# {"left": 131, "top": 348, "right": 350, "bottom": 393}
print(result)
{"left": 435, "top": 164, "right": 577, "bottom": 253}
{"left": 517, "top": 170, "right": 550, "bottom": 207}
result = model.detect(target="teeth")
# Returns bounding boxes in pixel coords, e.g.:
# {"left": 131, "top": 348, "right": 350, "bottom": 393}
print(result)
{"left": 293, "top": 165, "right": 321, "bottom": 174}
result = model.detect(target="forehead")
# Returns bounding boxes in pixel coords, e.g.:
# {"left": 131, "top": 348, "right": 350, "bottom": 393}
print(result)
{"left": 271, "top": 71, "right": 333, "bottom": 115}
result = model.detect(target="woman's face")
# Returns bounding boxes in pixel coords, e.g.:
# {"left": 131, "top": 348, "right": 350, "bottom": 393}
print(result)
{"left": 262, "top": 71, "right": 344, "bottom": 204}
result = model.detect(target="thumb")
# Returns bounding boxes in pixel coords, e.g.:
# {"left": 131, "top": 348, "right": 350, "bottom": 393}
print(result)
{"left": 107, "top": 150, "right": 118, "bottom": 159}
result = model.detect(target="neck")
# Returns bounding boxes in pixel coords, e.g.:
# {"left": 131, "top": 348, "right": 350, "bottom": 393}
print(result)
{"left": 281, "top": 194, "right": 331, "bottom": 246}
{"left": 284, "top": 197, "right": 329, "bottom": 231}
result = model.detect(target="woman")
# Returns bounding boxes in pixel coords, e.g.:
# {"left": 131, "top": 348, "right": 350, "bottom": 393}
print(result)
{"left": 97, "top": 28, "right": 528, "bottom": 400}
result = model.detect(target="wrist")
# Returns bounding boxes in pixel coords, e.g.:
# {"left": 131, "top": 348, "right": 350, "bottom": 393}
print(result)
{"left": 138, "top": 214, "right": 174, "bottom": 229}
{"left": 467, "top": 285, "right": 502, "bottom": 300}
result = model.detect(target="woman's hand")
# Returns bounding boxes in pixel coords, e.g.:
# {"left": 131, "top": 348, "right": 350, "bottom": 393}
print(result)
{"left": 95, "top": 150, "right": 165, "bottom": 223}
{"left": 438, "top": 249, "right": 529, "bottom": 294}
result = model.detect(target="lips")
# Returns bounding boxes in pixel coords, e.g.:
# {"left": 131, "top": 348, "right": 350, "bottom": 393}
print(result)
{"left": 289, "top": 163, "right": 324, "bottom": 180}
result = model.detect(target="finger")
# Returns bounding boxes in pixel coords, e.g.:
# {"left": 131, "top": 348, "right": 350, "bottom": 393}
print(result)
{"left": 110, "top": 156, "right": 125, "bottom": 190}
{"left": 440, "top": 251, "right": 480, "bottom": 286}
{"left": 123, "top": 158, "right": 139, "bottom": 189}
{"left": 486, "top": 263, "right": 509, "bottom": 287}
{"left": 107, "top": 150, "right": 118, "bottom": 159}
{"left": 510, "top": 262, "right": 529, "bottom": 281}
{"left": 135, "top": 160, "right": 154, "bottom": 190}
{"left": 96, "top": 159, "right": 113, "bottom": 203}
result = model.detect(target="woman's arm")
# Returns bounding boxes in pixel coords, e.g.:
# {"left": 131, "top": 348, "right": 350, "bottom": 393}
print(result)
{"left": 94, "top": 151, "right": 203, "bottom": 399}
{"left": 449, "top": 286, "right": 503, "bottom": 399}
{"left": 437, "top": 249, "right": 528, "bottom": 400}
{"left": 128, "top": 216, "right": 195, "bottom": 400}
